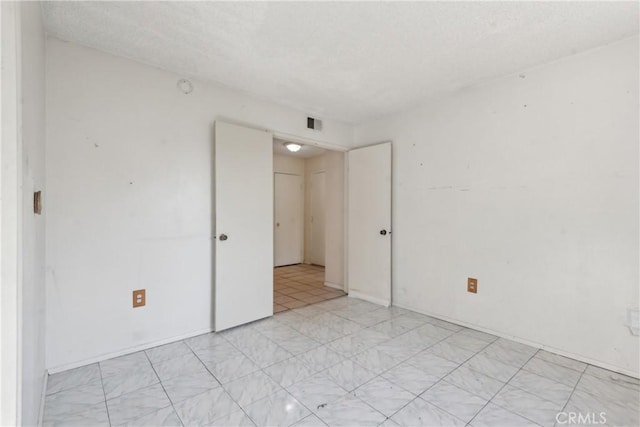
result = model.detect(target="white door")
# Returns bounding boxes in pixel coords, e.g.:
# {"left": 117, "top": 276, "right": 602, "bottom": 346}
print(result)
{"left": 347, "top": 142, "right": 392, "bottom": 306}
{"left": 274, "top": 173, "right": 304, "bottom": 267}
{"left": 214, "top": 121, "right": 273, "bottom": 331}
{"left": 310, "top": 171, "right": 326, "bottom": 266}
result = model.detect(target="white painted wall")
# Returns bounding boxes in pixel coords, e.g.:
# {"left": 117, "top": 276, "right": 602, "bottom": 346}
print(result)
{"left": 309, "top": 171, "right": 326, "bottom": 266}
{"left": 274, "top": 154, "right": 305, "bottom": 176}
{"left": 303, "top": 153, "right": 345, "bottom": 288}
{"left": 1, "top": 3, "right": 22, "bottom": 424}
{"left": 1, "top": 2, "right": 47, "bottom": 424}
{"left": 304, "top": 155, "right": 325, "bottom": 265}
{"left": 45, "top": 38, "right": 352, "bottom": 371}
{"left": 323, "top": 151, "right": 345, "bottom": 288}
{"left": 20, "top": 2, "right": 47, "bottom": 424}
{"left": 355, "top": 37, "right": 639, "bottom": 376}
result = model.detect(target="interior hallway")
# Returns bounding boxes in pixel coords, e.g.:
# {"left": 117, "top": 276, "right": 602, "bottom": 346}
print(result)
{"left": 274, "top": 264, "right": 346, "bottom": 313}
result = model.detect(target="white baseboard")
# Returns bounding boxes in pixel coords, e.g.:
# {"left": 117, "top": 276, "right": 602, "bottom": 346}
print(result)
{"left": 324, "top": 281, "right": 344, "bottom": 291}
{"left": 47, "top": 327, "right": 214, "bottom": 374}
{"left": 392, "top": 301, "right": 640, "bottom": 380}
{"left": 38, "top": 370, "right": 48, "bottom": 426}
{"left": 348, "top": 290, "right": 390, "bottom": 307}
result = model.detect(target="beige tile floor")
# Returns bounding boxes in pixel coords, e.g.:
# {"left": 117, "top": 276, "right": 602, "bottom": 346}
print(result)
{"left": 274, "top": 264, "right": 346, "bottom": 313}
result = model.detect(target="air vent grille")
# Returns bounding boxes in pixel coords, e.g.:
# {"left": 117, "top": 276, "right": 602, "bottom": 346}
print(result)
{"left": 307, "top": 117, "right": 322, "bottom": 131}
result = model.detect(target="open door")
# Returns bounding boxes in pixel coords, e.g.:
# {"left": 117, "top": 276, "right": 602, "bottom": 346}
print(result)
{"left": 214, "top": 121, "right": 273, "bottom": 331}
{"left": 347, "top": 142, "right": 392, "bottom": 306}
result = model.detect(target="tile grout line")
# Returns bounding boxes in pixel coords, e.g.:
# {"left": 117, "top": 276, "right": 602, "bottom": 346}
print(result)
{"left": 553, "top": 368, "right": 587, "bottom": 427}
{"left": 255, "top": 310, "right": 362, "bottom": 427}
{"left": 255, "top": 314, "right": 489, "bottom": 425}
{"left": 215, "top": 326, "right": 298, "bottom": 425}
{"left": 185, "top": 339, "right": 224, "bottom": 388}
{"left": 374, "top": 333, "right": 496, "bottom": 424}
{"left": 96, "top": 363, "right": 112, "bottom": 426}
{"left": 419, "top": 342, "right": 558, "bottom": 424}
{"left": 281, "top": 363, "right": 388, "bottom": 426}
{"left": 467, "top": 348, "right": 543, "bottom": 427}
{"left": 270, "top": 300, "right": 409, "bottom": 424}
{"left": 277, "top": 306, "right": 364, "bottom": 423}
{"left": 290, "top": 308, "right": 471, "bottom": 424}
{"left": 185, "top": 336, "right": 261, "bottom": 426}
{"left": 142, "top": 351, "right": 185, "bottom": 427}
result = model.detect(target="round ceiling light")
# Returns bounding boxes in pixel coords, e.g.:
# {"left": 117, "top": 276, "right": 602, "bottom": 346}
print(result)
{"left": 285, "top": 142, "right": 302, "bottom": 152}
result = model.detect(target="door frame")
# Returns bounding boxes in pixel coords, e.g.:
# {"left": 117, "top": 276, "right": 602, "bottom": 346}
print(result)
{"left": 272, "top": 135, "right": 393, "bottom": 303}
{"left": 271, "top": 131, "right": 351, "bottom": 293}
{"left": 224, "top": 119, "right": 391, "bottom": 303}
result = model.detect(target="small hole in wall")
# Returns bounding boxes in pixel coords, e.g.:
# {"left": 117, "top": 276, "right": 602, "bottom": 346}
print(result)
{"left": 177, "top": 79, "right": 193, "bottom": 95}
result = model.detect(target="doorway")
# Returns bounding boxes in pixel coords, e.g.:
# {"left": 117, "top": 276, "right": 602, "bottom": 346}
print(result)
{"left": 273, "top": 139, "right": 347, "bottom": 312}
{"left": 213, "top": 121, "right": 391, "bottom": 329}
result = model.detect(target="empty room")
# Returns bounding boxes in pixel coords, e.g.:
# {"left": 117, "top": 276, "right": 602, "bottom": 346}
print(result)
{"left": 1, "top": 1, "right": 638, "bottom": 427}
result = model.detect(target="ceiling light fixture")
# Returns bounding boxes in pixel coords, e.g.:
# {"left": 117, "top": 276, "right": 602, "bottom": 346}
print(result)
{"left": 285, "top": 142, "right": 302, "bottom": 153}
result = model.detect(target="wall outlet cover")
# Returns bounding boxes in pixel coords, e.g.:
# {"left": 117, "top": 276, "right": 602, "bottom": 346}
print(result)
{"left": 467, "top": 278, "right": 478, "bottom": 293}
{"left": 133, "top": 289, "right": 146, "bottom": 308}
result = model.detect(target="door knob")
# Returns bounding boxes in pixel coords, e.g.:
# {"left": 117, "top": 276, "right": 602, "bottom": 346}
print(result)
{"left": 276, "top": 222, "right": 280, "bottom": 227}
{"left": 380, "top": 229, "right": 387, "bottom": 236}
{"left": 219, "top": 234, "right": 228, "bottom": 241}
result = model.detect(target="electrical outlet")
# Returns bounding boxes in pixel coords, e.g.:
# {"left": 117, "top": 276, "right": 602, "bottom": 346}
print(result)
{"left": 467, "top": 278, "right": 477, "bottom": 294}
{"left": 133, "top": 289, "right": 146, "bottom": 307}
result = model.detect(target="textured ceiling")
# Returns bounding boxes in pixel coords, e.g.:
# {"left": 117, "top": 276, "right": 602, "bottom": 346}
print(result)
{"left": 42, "top": 1, "right": 638, "bottom": 123}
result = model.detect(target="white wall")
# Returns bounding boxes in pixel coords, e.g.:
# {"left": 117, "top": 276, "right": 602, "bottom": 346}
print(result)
{"left": 274, "top": 154, "right": 305, "bottom": 176}
{"left": 355, "top": 37, "right": 639, "bottom": 376}
{"left": 20, "top": 2, "right": 47, "bottom": 423}
{"left": 304, "top": 155, "right": 325, "bottom": 265}
{"left": 45, "top": 38, "right": 352, "bottom": 371}
{"left": 323, "top": 151, "right": 345, "bottom": 288}
{"left": 1, "top": 2, "right": 47, "bottom": 424}
{"left": 303, "top": 152, "right": 345, "bottom": 288}
{"left": 1, "top": 3, "right": 22, "bottom": 424}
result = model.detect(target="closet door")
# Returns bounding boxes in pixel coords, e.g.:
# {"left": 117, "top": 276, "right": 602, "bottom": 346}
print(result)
{"left": 274, "top": 173, "right": 304, "bottom": 267}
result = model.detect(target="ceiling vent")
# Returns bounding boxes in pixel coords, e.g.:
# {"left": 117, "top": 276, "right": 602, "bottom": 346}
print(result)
{"left": 307, "top": 117, "right": 322, "bottom": 131}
